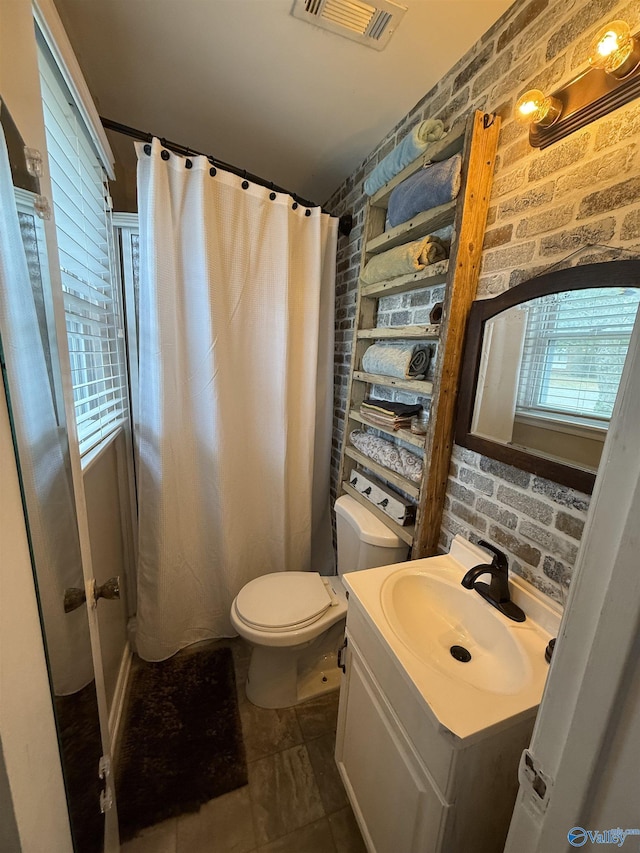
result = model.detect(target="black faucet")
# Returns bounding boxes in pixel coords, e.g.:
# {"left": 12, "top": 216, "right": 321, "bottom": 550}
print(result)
{"left": 461, "top": 540, "right": 526, "bottom": 623}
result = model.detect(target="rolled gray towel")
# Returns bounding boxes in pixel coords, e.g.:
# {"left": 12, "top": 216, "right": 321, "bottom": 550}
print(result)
{"left": 362, "top": 343, "right": 432, "bottom": 380}
{"left": 408, "top": 348, "right": 430, "bottom": 377}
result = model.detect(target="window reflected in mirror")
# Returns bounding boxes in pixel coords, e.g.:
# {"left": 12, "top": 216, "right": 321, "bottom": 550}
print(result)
{"left": 473, "top": 287, "right": 640, "bottom": 472}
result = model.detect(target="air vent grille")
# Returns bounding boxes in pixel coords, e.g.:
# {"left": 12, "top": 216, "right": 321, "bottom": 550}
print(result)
{"left": 321, "top": 0, "right": 376, "bottom": 34}
{"left": 369, "top": 10, "right": 392, "bottom": 40}
{"left": 293, "top": 0, "right": 406, "bottom": 50}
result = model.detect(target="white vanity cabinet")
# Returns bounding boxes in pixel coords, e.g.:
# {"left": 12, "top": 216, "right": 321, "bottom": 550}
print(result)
{"left": 335, "top": 597, "right": 537, "bottom": 853}
{"left": 336, "top": 634, "right": 449, "bottom": 852}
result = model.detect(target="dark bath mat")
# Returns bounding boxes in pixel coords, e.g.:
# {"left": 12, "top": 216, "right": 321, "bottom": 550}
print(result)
{"left": 116, "top": 644, "right": 247, "bottom": 842}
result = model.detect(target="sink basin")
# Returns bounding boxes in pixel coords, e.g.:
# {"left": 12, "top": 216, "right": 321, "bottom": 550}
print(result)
{"left": 381, "top": 568, "right": 531, "bottom": 695}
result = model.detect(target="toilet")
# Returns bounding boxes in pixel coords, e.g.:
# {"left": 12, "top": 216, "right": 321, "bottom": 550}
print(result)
{"left": 230, "top": 494, "right": 409, "bottom": 708}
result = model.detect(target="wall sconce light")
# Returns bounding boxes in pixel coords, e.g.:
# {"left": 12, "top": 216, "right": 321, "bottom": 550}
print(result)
{"left": 589, "top": 20, "right": 640, "bottom": 78}
{"left": 516, "top": 19, "right": 640, "bottom": 149}
{"left": 515, "top": 89, "right": 562, "bottom": 127}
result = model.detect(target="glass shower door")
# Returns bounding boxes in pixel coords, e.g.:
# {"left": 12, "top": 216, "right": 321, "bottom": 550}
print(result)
{"left": 0, "top": 102, "right": 117, "bottom": 852}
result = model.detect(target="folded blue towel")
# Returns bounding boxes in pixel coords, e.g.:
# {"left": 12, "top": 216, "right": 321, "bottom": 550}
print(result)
{"left": 386, "top": 154, "right": 462, "bottom": 229}
{"left": 364, "top": 119, "right": 445, "bottom": 197}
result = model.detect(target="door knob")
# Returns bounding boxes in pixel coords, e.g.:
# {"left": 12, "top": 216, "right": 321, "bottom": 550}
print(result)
{"left": 64, "top": 586, "right": 86, "bottom": 613}
{"left": 96, "top": 576, "right": 120, "bottom": 601}
{"left": 64, "top": 577, "right": 120, "bottom": 612}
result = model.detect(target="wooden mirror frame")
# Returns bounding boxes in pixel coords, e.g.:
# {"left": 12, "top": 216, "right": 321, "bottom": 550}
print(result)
{"left": 455, "top": 260, "right": 640, "bottom": 494}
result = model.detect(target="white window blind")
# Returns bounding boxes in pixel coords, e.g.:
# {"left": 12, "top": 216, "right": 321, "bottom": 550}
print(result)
{"left": 516, "top": 287, "right": 640, "bottom": 425}
{"left": 38, "top": 37, "right": 128, "bottom": 455}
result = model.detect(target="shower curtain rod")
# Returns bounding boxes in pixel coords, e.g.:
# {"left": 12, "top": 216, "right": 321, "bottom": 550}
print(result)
{"left": 100, "top": 117, "right": 353, "bottom": 236}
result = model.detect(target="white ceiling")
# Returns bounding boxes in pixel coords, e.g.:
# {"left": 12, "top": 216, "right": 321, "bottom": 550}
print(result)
{"left": 54, "top": 0, "right": 513, "bottom": 206}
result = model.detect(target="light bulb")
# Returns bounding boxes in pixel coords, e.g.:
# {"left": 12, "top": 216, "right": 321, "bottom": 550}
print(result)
{"left": 515, "top": 89, "right": 562, "bottom": 127}
{"left": 590, "top": 20, "right": 640, "bottom": 78}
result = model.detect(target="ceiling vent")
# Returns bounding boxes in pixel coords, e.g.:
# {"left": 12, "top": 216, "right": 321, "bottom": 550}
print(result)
{"left": 292, "top": 0, "right": 407, "bottom": 50}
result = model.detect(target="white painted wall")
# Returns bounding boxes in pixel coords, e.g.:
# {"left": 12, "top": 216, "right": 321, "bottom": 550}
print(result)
{"left": 586, "top": 651, "right": 640, "bottom": 827}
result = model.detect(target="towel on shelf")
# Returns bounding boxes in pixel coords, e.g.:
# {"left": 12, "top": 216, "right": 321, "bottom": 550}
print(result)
{"left": 360, "top": 398, "right": 423, "bottom": 430}
{"left": 386, "top": 153, "right": 462, "bottom": 229}
{"left": 350, "top": 430, "right": 423, "bottom": 483}
{"left": 362, "top": 343, "right": 432, "bottom": 380}
{"left": 364, "top": 119, "right": 446, "bottom": 197}
{"left": 361, "top": 398, "right": 422, "bottom": 418}
{"left": 360, "top": 236, "right": 447, "bottom": 284}
{"left": 359, "top": 410, "right": 414, "bottom": 430}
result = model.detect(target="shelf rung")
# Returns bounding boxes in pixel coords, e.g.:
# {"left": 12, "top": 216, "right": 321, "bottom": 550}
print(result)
{"left": 365, "top": 201, "right": 456, "bottom": 256}
{"left": 345, "top": 447, "right": 420, "bottom": 499}
{"left": 357, "top": 324, "right": 440, "bottom": 341}
{"left": 348, "top": 410, "right": 425, "bottom": 451}
{"left": 361, "top": 260, "right": 449, "bottom": 298}
{"left": 353, "top": 371, "right": 433, "bottom": 395}
{"left": 341, "top": 482, "right": 414, "bottom": 546}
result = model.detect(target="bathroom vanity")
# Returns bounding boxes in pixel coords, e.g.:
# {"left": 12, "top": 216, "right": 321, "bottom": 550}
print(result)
{"left": 335, "top": 537, "right": 561, "bottom": 852}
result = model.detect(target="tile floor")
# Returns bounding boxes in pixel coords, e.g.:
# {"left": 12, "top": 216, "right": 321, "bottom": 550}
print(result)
{"left": 120, "top": 638, "right": 366, "bottom": 853}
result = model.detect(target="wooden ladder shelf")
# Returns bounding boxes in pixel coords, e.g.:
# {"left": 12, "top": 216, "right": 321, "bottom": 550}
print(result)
{"left": 338, "top": 110, "right": 501, "bottom": 558}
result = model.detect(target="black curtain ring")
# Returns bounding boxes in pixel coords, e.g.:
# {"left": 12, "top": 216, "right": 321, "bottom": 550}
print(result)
{"left": 161, "top": 150, "right": 170, "bottom": 161}
{"left": 185, "top": 158, "right": 193, "bottom": 169}
{"left": 269, "top": 192, "right": 277, "bottom": 200}
{"left": 241, "top": 180, "right": 249, "bottom": 190}
{"left": 292, "top": 202, "right": 298, "bottom": 210}
{"left": 143, "top": 143, "right": 152, "bottom": 156}
{"left": 305, "top": 209, "right": 311, "bottom": 217}
{"left": 210, "top": 167, "right": 217, "bottom": 177}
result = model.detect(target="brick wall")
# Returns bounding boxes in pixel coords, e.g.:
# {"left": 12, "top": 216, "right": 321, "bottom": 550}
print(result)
{"left": 325, "top": 0, "right": 640, "bottom": 605}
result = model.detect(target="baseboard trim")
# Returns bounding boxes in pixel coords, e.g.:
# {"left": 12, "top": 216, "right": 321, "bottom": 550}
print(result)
{"left": 109, "top": 642, "right": 132, "bottom": 758}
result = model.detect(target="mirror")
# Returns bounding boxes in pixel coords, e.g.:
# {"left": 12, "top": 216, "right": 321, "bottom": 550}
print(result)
{"left": 0, "top": 103, "right": 105, "bottom": 850}
{"left": 456, "top": 261, "right": 640, "bottom": 494}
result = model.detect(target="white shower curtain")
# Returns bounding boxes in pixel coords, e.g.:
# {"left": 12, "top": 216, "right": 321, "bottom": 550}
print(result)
{"left": 135, "top": 139, "right": 338, "bottom": 660}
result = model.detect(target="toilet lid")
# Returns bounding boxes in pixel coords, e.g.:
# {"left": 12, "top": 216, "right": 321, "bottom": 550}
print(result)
{"left": 235, "top": 572, "right": 332, "bottom": 630}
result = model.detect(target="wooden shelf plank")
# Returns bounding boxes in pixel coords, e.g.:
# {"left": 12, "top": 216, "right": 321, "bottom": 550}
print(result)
{"left": 341, "top": 482, "right": 415, "bottom": 546}
{"left": 357, "top": 324, "right": 440, "bottom": 341}
{"left": 365, "top": 201, "right": 457, "bottom": 256}
{"left": 369, "top": 118, "right": 467, "bottom": 209}
{"left": 348, "top": 410, "right": 426, "bottom": 451}
{"left": 353, "top": 371, "right": 433, "bottom": 395}
{"left": 361, "top": 260, "right": 449, "bottom": 298}
{"left": 345, "top": 446, "right": 421, "bottom": 499}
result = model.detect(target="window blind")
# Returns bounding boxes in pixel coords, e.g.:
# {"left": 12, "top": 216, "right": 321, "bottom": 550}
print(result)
{"left": 38, "top": 39, "right": 128, "bottom": 455}
{"left": 516, "top": 287, "right": 640, "bottom": 423}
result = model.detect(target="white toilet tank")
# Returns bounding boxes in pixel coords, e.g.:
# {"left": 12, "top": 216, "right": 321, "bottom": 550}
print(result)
{"left": 335, "top": 494, "right": 409, "bottom": 574}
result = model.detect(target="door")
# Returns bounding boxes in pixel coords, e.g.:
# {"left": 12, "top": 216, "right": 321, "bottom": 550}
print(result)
{"left": 505, "top": 286, "right": 640, "bottom": 850}
{"left": 0, "top": 103, "right": 119, "bottom": 852}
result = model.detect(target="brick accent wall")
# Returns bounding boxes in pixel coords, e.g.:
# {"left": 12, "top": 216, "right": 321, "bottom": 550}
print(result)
{"left": 325, "top": 0, "right": 640, "bottom": 605}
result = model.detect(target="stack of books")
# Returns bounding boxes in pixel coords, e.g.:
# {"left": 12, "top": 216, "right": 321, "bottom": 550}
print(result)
{"left": 359, "top": 398, "right": 423, "bottom": 431}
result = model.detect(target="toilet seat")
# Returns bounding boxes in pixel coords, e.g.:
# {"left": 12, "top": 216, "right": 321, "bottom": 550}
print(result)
{"left": 234, "top": 572, "right": 333, "bottom": 633}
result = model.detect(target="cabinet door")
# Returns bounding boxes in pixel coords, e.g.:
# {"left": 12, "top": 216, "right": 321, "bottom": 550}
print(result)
{"left": 336, "top": 639, "right": 447, "bottom": 853}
